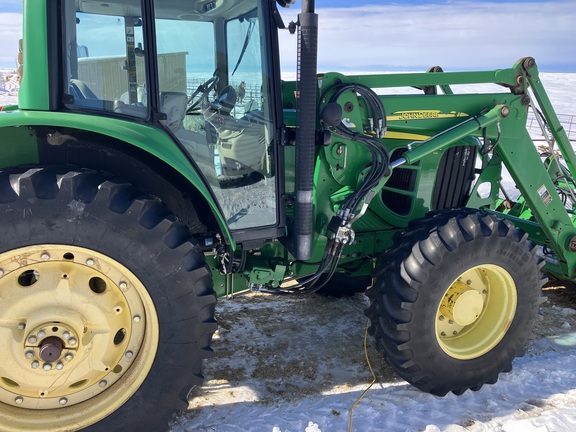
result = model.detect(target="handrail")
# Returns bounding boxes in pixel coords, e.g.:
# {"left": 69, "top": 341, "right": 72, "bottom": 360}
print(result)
{"left": 528, "top": 111, "right": 576, "bottom": 143}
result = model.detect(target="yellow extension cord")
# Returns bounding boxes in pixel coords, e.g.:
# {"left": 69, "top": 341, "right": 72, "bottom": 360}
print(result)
{"left": 347, "top": 320, "right": 377, "bottom": 432}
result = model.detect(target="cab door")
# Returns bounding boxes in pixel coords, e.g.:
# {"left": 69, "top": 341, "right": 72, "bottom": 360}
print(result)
{"left": 153, "top": 0, "right": 285, "bottom": 241}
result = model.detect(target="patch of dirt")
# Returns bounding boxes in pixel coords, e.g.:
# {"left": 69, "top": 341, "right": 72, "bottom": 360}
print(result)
{"left": 535, "top": 283, "right": 576, "bottom": 338}
{"left": 188, "top": 291, "right": 398, "bottom": 411}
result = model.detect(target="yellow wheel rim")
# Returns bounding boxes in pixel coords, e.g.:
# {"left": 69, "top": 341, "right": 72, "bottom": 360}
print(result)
{"left": 435, "top": 264, "right": 517, "bottom": 360}
{"left": 0, "top": 245, "right": 159, "bottom": 431}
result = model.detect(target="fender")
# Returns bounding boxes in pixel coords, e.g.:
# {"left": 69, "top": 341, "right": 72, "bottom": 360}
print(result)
{"left": 0, "top": 109, "right": 234, "bottom": 247}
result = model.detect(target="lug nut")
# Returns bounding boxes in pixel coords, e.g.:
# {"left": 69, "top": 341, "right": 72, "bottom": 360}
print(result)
{"left": 133, "top": 315, "right": 141, "bottom": 323}
{"left": 65, "top": 353, "right": 74, "bottom": 362}
{"left": 31, "top": 361, "right": 39, "bottom": 369}
{"left": 14, "top": 396, "right": 24, "bottom": 405}
{"left": 43, "top": 363, "right": 52, "bottom": 371}
{"left": 125, "top": 351, "right": 134, "bottom": 359}
{"left": 56, "top": 362, "right": 64, "bottom": 370}
{"left": 41, "top": 253, "right": 50, "bottom": 260}
{"left": 27, "top": 335, "right": 37, "bottom": 344}
{"left": 68, "top": 337, "right": 77, "bottom": 346}
{"left": 99, "top": 380, "right": 107, "bottom": 388}
{"left": 25, "top": 350, "right": 34, "bottom": 359}
{"left": 86, "top": 258, "right": 94, "bottom": 266}
{"left": 119, "top": 282, "right": 128, "bottom": 289}
{"left": 37, "top": 330, "right": 46, "bottom": 339}
{"left": 59, "top": 398, "right": 68, "bottom": 406}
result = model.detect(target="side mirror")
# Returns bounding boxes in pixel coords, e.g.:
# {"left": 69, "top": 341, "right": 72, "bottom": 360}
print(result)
{"left": 276, "top": 0, "right": 296, "bottom": 8}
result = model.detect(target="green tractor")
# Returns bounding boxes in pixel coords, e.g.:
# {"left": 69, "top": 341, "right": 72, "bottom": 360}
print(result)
{"left": 0, "top": 0, "right": 573, "bottom": 430}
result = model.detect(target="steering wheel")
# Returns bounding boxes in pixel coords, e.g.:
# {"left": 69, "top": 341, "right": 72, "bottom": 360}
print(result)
{"left": 186, "top": 69, "right": 220, "bottom": 113}
{"left": 211, "top": 85, "right": 237, "bottom": 115}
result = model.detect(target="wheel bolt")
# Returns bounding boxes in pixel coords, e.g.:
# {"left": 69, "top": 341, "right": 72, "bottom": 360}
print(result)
{"left": 453, "top": 331, "right": 458, "bottom": 335}
{"left": 41, "top": 253, "right": 50, "bottom": 260}
{"left": 62, "top": 331, "right": 70, "bottom": 340}
{"left": 466, "top": 280, "right": 472, "bottom": 285}
{"left": 14, "top": 396, "right": 23, "bottom": 405}
{"left": 18, "top": 322, "right": 25, "bottom": 330}
{"left": 119, "top": 282, "right": 128, "bottom": 289}
{"left": 65, "top": 353, "right": 74, "bottom": 362}
{"left": 43, "top": 363, "right": 52, "bottom": 371}
{"left": 86, "top": 258, "right": 94, "bottom": 266}
{"left": 438, "top": 315, "right": 445, "bottom": 321}
{"left": 133, "top": 315, "right": 141, "bottom": 323}
{"left": 68, "top": 337, "right": 77, "bottom": 346}
{"left": 59, "top": 398, "right": 68, "bottom": 406}
{"left": 440, "top": 332, "right": 446, "bottom": 336}
{"left": 125, "top": 351, "right": 134, "bottom": 359}
{"left": 31, "top": 361, "right": 39, "bottom": 369}
{"left": 56, "top": 362, "right": 64, "bottom": 370}
{"left": 27, "top": 335, "right": 37, "bottom": 344}
{"left": 37, "top": 330, "right": 46, "bottom": 339}
{"left": 99, "top": 380, "right": 107, "bottom": 388}
{"left": 25, "top": 350, "right": 34, "bottom": 359}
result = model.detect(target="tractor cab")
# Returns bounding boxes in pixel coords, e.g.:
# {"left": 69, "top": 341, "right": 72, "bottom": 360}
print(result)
{"left": 62, "top": 0, "right": 283, "bottom": 233}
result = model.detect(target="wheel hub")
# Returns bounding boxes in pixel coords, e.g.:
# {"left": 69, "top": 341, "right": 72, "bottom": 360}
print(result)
{"left": 38, "top": 337, "right": 64, "bottom": 362}
{"left": 439, "top": 281, "right": 485, "bottom": 326}
{"left": 23, "top": 322, "right": 79, "bottom": 371}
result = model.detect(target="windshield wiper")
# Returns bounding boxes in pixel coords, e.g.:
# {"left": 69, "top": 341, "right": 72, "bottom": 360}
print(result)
{"left": 231, "top": 19, "right": 256, "bottom": 76}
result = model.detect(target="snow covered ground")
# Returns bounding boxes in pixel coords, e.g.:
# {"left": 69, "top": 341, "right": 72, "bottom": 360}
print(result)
{"left": 171, "top": 288, "right": 576, "bottom": 432}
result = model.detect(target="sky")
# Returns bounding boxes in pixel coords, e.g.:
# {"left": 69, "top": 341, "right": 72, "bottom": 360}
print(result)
{"left": 0, "top": 0, "right": 574, "bottom": 72}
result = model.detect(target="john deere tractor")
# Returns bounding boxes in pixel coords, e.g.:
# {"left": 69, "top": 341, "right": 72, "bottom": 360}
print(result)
{"left": 0, "top": 0, "right": 573, "bottom": 430}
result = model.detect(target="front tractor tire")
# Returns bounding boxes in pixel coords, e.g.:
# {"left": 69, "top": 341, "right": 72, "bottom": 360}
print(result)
{"left": 0, "top": 168, "right": 217, "bottom": 431}
{"left": 366, "top": 211, "right": 545, "bottom": 396}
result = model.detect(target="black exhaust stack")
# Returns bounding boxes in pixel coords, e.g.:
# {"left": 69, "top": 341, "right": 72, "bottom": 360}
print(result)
{"left": 293, "top": 0, "right": 318, "bottom": 260}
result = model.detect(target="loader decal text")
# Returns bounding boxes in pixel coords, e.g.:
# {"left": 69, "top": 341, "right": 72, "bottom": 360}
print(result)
{"left": 387, "top": 110, "right": 470, "bottom": 121}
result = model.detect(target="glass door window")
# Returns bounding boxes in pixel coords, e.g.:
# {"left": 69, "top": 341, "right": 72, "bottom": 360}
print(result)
{"left": 154, "top": 0, "right": 277, "bottom": 230}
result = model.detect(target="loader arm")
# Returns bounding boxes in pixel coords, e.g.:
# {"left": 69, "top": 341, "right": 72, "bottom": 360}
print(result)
{"left": 493, "top": 59, "right": 576, "bottom": 278}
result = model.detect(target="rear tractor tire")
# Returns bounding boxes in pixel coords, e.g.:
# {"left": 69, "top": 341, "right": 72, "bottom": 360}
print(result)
{"left": 0, "top": 168, "right": 217, "bottom": 431}
{"left": 366, "top": 210, "right": 545, "bottom": 396}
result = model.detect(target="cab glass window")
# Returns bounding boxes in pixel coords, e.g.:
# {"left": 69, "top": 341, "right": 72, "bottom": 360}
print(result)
{"left": 63, "top": 1, "right": 147, "bottom": 118}
{"left": 154, "top": 0, "right": 277, "bottom": 230}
